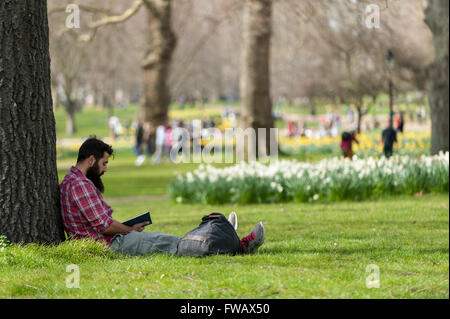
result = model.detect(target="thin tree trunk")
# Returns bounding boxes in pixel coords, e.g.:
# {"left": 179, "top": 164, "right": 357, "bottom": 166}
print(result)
{"left": 64, "top": 97, "right": 77, "bottom": 136}
{"left": 103, "top": 92, "right": 114, "bottom": 118}
{"left": 65, "top": 108, "right": 76, "bottom": 136}
{"left": 240, "top": 0, "right": 275, "bottom": 158}
{"left": 0, "top": 0, "right": 65, "bottom": 243}
{"left": 425, "top": 0, "right": 449, "bottom": 154}
{"left": 140, "top": 0, "right": 176, "bottom": 128}
{"left": 356, "top": 106, "right": 363, "bottom": 134}
{"left": 309, "top": 97, "right": 316, "bottom": 116}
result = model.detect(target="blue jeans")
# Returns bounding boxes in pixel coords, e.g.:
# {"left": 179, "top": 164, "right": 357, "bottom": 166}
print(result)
{"left": 109, "top": 231, "right": 181, "bottom": 256}
{"left": 133, "top": 142, "right": 151, "bottom": 156}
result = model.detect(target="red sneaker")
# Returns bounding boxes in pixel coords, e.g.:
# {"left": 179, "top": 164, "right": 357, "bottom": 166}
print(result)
{"left": 240, "top": 222, "right": 265, "bottom": 254}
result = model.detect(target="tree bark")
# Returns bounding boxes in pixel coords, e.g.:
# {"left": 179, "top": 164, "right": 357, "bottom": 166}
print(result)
{"left": 425, "top": 0, "right": 449, "bottom": 154}
{"left": 140, "top": 0, "right": 176, "bottom": 129}
{"left": 0, "top": 0, "right": 65, "bottom": 243}
{"left": 240, "top": 0, "right": 275, "bottom": 158}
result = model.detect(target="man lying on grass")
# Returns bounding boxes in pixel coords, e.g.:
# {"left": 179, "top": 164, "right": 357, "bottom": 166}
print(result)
{"left": 59, "top": 137, "right": 265, "bottom": 256}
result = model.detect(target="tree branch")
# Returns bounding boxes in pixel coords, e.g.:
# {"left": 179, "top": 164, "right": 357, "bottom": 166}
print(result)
{"left": 49, "top": 5, "right": 117, "bottom": 17}
{"left": 55, "top": 0, "right": 144, "bottom": 43}
{"left": 172, "top": 0, "right": 243, "bottom": 93}
{"left": 88, "top": 0, "right": 144, "bottom": 29}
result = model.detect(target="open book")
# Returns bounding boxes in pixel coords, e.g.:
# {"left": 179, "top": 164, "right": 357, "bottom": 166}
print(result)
{"left": 122, "top": 212, "right": 152, "bottom": 227}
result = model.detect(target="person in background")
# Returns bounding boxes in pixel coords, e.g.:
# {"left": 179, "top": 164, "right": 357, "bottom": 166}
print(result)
{"left": 134, "top": 122, "right": 153, "bottom": 166}
{"left": 133, "top": 121, "right": 145, "bottom": 166}
{"left": 173, "top": 119, "right": 186, "bottom": 155}
{"left": 331, "top": 112, "right": 341, "bottom": 136}
{"left": 108, "top": 116, "right": 121, "bottom": 140}
{"left": 372, "top": 116, "right": 380, "bottom": 129}
{"left": 297, "top": 121, "right": 306, "bottom": 138}
{"left": 164, "top": 123, "right": 173, "bottom": 160}
{"left": 286, "top": 121, "right": 296, "bottom": 137}
{"left": 420, "top": 107, "right": 426, "bottom": 121}
{"left": 124, "top": 119, "right": 132, "bottom": 138}
{"left": 143, "top": 123, "right": 154, "bottom": 159}
{"left": 381, "top": 120, "right": 397, "bottom": 158}
{"left": 340, "top": 130, "right": 359, "bottom": 159}
{"left": 395, "top": 111, "right": 405, "bottom": 134}
{"left": 202, "top": 116, "right": 215, "bottom": 129}
{"left": 152, "top": 122, "right": 167, "bottom": 164}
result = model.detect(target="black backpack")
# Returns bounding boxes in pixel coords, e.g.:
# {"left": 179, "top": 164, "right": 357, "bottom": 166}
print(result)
{"left": 177, "top": 213, "right": 241, "bottom": 257}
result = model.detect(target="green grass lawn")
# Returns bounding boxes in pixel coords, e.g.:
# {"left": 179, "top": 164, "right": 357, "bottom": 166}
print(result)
{"left": 54, "top": 103, "right": 228, "bottom": 140}
{"left": 54, "top": 105, "right": 139, "bottom": 139}
{"left": 1, "top": 150, "right": 448, "bottom": 299}
{"left": 1, "top": 194, "right": 448, "bottom": 299}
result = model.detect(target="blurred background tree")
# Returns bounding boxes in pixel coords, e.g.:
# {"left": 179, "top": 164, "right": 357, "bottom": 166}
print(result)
{"left": 47, "top": 0, "right": 447, "bottom": 152}
{"left": 424, "top": 0, "right": 449, "bottom": 154}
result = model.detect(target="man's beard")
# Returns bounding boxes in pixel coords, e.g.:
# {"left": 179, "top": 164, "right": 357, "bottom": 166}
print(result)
{"left": 86, "top": 162, "right": 105, "bottom": 193}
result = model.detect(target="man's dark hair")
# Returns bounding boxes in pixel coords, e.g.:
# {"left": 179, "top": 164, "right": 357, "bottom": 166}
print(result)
{"left": 77, "top": 137, "right": 113, "bottom": 163}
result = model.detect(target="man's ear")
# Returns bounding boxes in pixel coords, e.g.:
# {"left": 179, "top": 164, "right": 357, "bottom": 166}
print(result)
{"left": 88, "top": 155, "right": 96, "bottom": 167}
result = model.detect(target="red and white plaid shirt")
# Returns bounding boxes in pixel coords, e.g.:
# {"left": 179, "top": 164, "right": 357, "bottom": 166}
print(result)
{"left": 60, "top": 166, "right": 114, "bottom": 246}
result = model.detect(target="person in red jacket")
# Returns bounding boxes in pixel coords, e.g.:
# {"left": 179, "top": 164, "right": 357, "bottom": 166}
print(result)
{"left": 340, "top": 130, "right": 359, "bottom": 159}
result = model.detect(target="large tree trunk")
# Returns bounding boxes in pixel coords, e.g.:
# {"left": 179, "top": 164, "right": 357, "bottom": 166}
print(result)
{"left": 0, "top": 0, "right": 65, "bottom": 243}
{"left": 425, "top": 0, "right": 449, "bottom": 154}
{"left": 140, "top": 0, "right": 176, "bottom": 128}
{"left": 240, "top": 0, "right": 275, "bottom": 158}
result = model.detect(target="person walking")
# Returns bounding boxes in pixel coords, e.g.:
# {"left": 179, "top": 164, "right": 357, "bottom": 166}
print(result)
{"left": 381, "top": 120, "right": 398, "bottom": 158}
{"left": 152, "top": 122, "right": 167, "bottom": 164}
{"left": 164, "top": 123, "right": 173, "bottom": 160}
{"left": 133, "top": 121, "right": 145, "bottom": 166}
{"left": 395, "top": 111, "right": 405, "bottom": 133}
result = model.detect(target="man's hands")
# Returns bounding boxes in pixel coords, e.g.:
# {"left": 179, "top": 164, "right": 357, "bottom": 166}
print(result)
{"left": 102, "top": 220, "right": 149, "bottom": 236}
{"left": 131, "top": 221, "right": 150, "bottom": 232}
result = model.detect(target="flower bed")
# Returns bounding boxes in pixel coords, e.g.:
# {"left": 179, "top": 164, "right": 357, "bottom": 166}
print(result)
{"left": 169, "top": 152, "right": 449, "bottom": 204}
{"left": 280, "top": 132, "right": 431, "bottom": 158}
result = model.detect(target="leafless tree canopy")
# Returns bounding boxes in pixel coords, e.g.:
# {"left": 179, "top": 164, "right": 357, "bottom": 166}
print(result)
{"left": 48, "top": 0, "right": 434, "bottom": 107}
